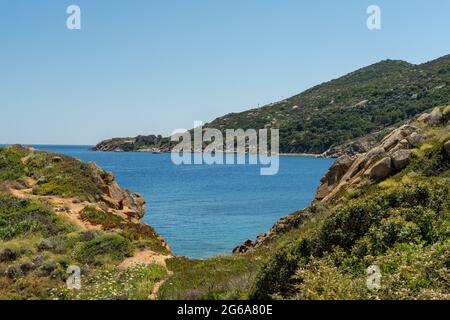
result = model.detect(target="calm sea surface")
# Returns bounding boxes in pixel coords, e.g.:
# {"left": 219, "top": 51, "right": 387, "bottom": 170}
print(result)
{"left": 29, "top": 145, "right": 333, "bottom": 258}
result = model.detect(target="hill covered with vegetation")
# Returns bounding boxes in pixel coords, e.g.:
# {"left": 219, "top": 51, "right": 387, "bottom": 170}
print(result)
{"left": 0, "top": 146, "right": 171, "bottom": 299}
{"left": 157, "top": 107, "right": 449, "bottom": 300}
{"left": 92, "top": 54, "right": 450, "bottom": 155}
{"left": 1, "top": 107, "right": 448, "bottom": 300}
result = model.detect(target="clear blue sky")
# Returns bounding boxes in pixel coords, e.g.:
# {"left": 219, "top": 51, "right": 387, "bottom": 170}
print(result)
{"left": 1, "top": 0, "right": 450, "bottom": 145}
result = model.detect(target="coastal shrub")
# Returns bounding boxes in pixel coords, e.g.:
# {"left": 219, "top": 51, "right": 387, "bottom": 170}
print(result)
{"left": 250, "top": 177, "right": 449, "bottom": 299}
{"left": 0, "top": 148, "right": 25, "bottom": 181}
{"left": 75, "top": 233, "right": 133, "bottom": 264}
{"left": 52, "top": 264, "right": 167, "bottom": 300}
{"left": 27, "top": 153, "right": 102, "bottom": 201}
{"left": 364, "top": 216, "right": 421, "bottom": 254}
{"left": 374, "top": 242, "right": 450, "bottom": 299}
{"left": 79, "top": 206, "right": 123, "bottom": 230}
{"left": 159, "top": 254, "right": 264, "bottom": 300}
{"left": 0, "top": 196, "right": 71, "bottom": 240}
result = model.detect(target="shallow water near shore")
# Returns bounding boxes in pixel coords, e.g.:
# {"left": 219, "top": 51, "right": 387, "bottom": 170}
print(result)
{"left": 30, "top": 145, "right": 333, "bottom": 258}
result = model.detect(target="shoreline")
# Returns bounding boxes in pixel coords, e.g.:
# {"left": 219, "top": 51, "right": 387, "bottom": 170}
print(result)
{"left": 90, "top": 149, "right": 327, "bottom": 158}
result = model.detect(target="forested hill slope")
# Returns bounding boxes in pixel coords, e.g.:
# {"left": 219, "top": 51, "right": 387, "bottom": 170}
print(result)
{"left": 206, "top": 55, "right": 450, "bottom": 154}
{"left": 91, "top": 54, "right": 450, "bottom": 155}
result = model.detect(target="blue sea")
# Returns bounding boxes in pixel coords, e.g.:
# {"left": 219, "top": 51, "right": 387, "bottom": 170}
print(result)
{"left": 28, "top": 145, "right": 333, "bottom": 258}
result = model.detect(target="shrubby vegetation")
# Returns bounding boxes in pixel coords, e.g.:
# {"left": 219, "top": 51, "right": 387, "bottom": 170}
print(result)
{"left": 157, "top": 118, "right": 449, "bottom": 300}
{"left": 0, "top": 148, "right": 25, "bottom": 181}
{"left": 52, "top": 264, "right": 167, "bottom": 300}
{"left": 208, "top": 57, "right": 450, "bottom": 153}
{"left": 94, "top": 55, "right": 450, "bottom": 154}
{"left": 0, "top": 146, "right": 170, "bottom": 300}
{"left": 158, "top": 253, "right": 267, "bottom": 300}
{"left": 249, "top": 130, "right": 450, "bottom": 299}
{"left": 26, "top": 152, "right": 102, "bottom": 201}
{"left": 0, "top": 195, "right": 167, "bottom": 299}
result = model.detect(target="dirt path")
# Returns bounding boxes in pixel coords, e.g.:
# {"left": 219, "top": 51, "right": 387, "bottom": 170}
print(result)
{"left": 118, "top": 249, "right": 174, "bottom": 300}
{"left": 8, "top": 177, "right": 173, "bottom": 300}
{"left": 8, "top": 181, "right": 102, "bottom": 230}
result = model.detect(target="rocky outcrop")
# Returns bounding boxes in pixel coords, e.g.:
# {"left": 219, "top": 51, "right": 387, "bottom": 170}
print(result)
{"left": 416, "top": 107, "right": 446, "bottom": 127}
{"left": 369, "top": 157, "right": 393, "bottom": 180}
{"left": 235, "top": 108, "right": 449, "bottom": 255}
{"left": 315, "top": 123, "right": 419, "bottom": 203}
{"left": 321, "top": 143, "right": 369, "bottom": 158}
{"left": 87, "top": 162, "right": 145, "bottom": 219}
{"left": 315, "top": 155, "right": 353, "bottom": 200}
{"left": 314, "top": 109, "right": 450, "bottom": 203}
{"left": 391, "top": 149, "right": 412, "bottom": 170}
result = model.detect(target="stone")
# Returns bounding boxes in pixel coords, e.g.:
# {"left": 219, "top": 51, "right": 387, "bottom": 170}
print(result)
{"left": 32, "top": 254, "right": 45, "bottom": 268}
{"left": 87, "top": 162, "right": 145, "bottom": 219}
{"left": 380, "top": 125, "right": 417, "bottom": 151}
{"left": 55, "top": 206, "right": 71, "bottom": 213}
{"left": 407, "top": 132, "right": 423, "bottom": 147}
{"left": 366, "top": 147, "right": 386, "bottom": 161}
{"left": 315, "top": 155, "right": 354, "bottom": 200}
{"left": 391, "top": 149, "right": 412, "bottom": 170}
{"left": 444, "top": 140, "right": 450, "bottom": 157}
{"left": 399, "top": 139, "right": 409, "bottom": 147}
{"left": 369, "top": 157, "right": 393, "bottom": 180}
{"left": 427, "top": 107, "right": 443, "bottom": 126}
{"left": 417, "top": 113, "right": 430, "bottom": 122}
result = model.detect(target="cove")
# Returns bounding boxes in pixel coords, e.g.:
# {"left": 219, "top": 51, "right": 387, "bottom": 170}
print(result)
{"left": 32, "top": 145, "right": 334, "bottom": 258}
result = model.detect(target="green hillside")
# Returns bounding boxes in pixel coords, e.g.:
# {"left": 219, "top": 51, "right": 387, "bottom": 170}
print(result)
{"left": 92, "top": 54, "right": 450, "bottom": 155}
{"left": 158, "top": 107, "right": 450, "bottom": 300}
{"left": 207, "top": 56, "right": 450, "bottom": 154}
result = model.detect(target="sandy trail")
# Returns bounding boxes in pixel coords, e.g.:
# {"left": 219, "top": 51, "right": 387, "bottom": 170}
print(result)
{"left": 8, "top": 178, "right": 173, "bottom": 300}
{"left": 118, "top": 249, "right": 174, "bottom": 300}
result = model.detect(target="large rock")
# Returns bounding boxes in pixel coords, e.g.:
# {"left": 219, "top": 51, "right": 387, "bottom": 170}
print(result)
{"left": 87, "top": 162, "right": 145, "bottom": 219}
{"left": 380, "top": 125, "right": 417, "bottom": 151}
{"left": 369, "top": 157, "right": 393, "bottom": 180}
{"left": 315, "top": 155, "right": 354, "bottom": 200}
{"left": 322, "top": 143, "right": 368, "bottom": 158}
{"left": 407, "top": 132, "right": 424, "bottom": 147}
{"left": 366, "top": 147, "right": 386, "bottom": 161}
{"left": 417, "top": 113, "right": 431, "bottom": 123}
{"left": 428, "top": 108, "right": 443, "bottom": 126}
{"left": 444, "top": 140, "right": 450, "bottom": 157}
{"left": 391, "top": 149, "right": 412, "bottom": 170}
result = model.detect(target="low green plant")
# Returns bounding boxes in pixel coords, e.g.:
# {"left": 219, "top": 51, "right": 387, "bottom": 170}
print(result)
{"left": 79, "top": 206, "right": 123, "bottom": 230}
{"left": 75, "top": 233, "right": 133, "bottom": 265}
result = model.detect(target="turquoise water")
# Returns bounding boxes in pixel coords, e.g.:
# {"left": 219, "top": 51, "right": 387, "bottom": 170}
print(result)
{"left": 30, "top": 145, "right": 333, "bottom": 258}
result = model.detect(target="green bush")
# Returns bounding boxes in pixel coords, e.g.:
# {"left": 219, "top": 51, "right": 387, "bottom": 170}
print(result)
{"left": 26, "top": 152, "right": 102, "bottom": 201}
{"left": 75, "top": 234, "right": 133, "bottom": 264}
{"left": 79, "top": 206, "right": 123, "bottom": 230}
{"left": 250, "top": 177, "right": 449, "bottom": 299}
{"left": 0, "top": 148, "right": 25, "bottom": 181}
{"left": 0, "top": 196, "right": 71, "bottom": 240}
